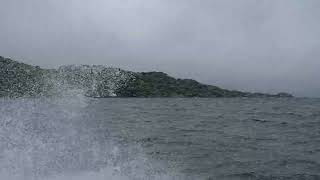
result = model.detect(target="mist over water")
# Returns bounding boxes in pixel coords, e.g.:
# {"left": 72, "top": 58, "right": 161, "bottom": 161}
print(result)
{"left": 1, "top": 96, "right": 320, "bottom": 180}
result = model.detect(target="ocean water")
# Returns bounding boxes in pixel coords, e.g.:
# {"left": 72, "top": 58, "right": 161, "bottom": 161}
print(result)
{"left": 0, "top": 97, "right": 319, "bottom": 180}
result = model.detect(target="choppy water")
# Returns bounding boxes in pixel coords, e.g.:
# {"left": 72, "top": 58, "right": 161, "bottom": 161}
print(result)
{"left": 0, "top": 97, "right": 319, "bottom": 180}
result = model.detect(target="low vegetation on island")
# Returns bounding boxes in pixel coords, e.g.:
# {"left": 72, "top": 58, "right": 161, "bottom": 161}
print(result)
{"left": 0, "top": 56, "right": 293, "bottom": 98}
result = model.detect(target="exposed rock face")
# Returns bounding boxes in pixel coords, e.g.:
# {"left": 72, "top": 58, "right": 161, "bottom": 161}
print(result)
{"left": 0, "top": 56, "right": 294, "bottom": 98}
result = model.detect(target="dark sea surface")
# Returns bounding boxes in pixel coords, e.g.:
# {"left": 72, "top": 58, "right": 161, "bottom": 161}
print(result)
{"left": 0, "top": 97, "right": 319, "bottom": 180}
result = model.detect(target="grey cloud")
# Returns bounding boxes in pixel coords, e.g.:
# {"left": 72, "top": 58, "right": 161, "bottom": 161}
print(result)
{"left": 0, "top": 0, "right": 319, "bottom": 97}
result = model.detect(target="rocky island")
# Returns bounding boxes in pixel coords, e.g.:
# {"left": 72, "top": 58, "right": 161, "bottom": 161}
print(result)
{"left": 0, "top": 56, "right": 293, "bottom": 98}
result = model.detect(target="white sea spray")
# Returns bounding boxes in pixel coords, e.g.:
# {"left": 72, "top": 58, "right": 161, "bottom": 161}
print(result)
{"left": 42, "top": 65, "right": 135, "bottom": 98}
{"left": 0, "top": 98, "right": 185, "bottom": 180}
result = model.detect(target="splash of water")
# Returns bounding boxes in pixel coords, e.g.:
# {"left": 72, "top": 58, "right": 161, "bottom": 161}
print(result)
{"left": 0, "top": 56, "right": 135, "bottom": 98}
{"left": 0, "top": 97, "right": 185, "bottom": 180}
{"left": 55, "top": 65, "right": 134, "bottom": 97}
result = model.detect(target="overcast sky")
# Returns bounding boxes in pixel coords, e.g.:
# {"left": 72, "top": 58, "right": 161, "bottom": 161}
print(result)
{"left": 1, "top": 0, "right": 319, "bottom": 97}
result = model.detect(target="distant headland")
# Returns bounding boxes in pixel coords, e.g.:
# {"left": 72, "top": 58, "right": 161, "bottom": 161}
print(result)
{"left": 0, "top": 56, "right": 293, "bottom": 98}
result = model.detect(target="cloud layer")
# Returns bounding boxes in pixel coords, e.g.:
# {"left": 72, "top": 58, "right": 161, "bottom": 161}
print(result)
{"left": 1, "top": 0, "right": 319, "bottom": 96}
